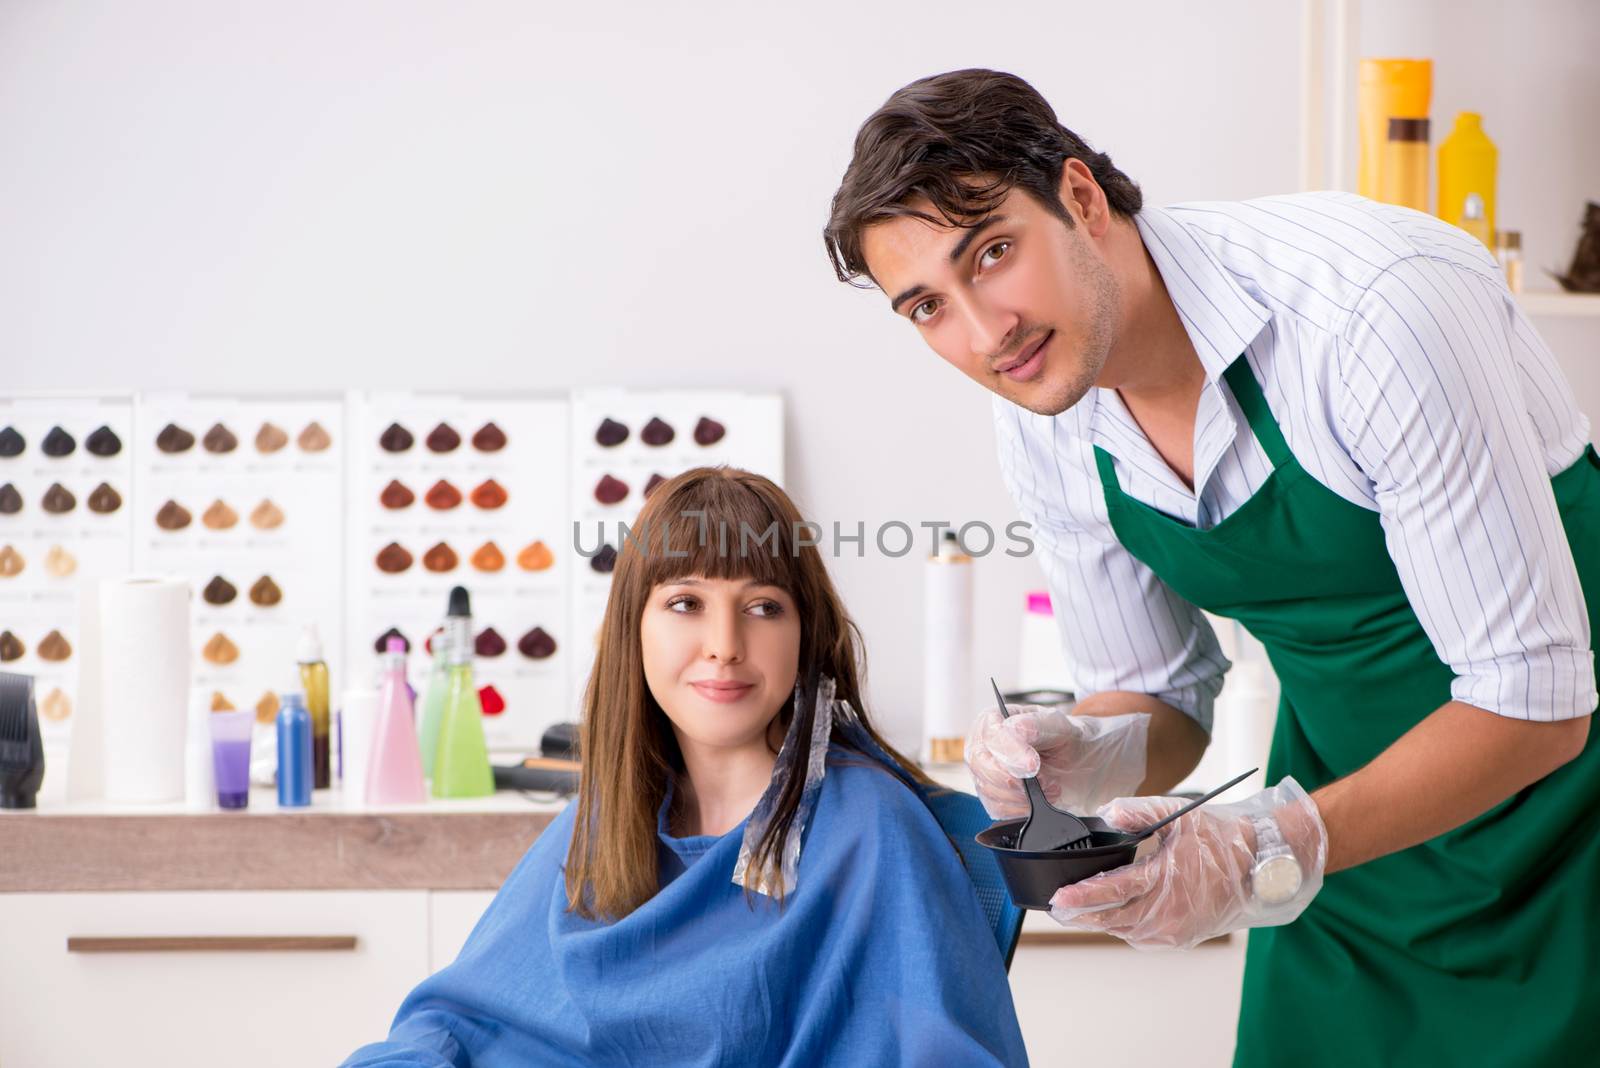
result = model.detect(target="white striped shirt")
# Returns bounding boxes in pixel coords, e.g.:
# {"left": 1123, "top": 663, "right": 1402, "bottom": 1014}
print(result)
{"left": 994, "top": 192, "right": 1596, "bottom": 730}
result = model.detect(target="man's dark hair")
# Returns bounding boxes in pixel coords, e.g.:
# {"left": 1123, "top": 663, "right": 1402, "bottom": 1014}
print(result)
{"left": 824, "top": 69, "right": 1142, "bottom": 287}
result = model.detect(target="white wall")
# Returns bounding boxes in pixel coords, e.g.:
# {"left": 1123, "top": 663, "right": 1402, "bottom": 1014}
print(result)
{"left": 0, "top": 0, "right": 1303, "bottom": 751}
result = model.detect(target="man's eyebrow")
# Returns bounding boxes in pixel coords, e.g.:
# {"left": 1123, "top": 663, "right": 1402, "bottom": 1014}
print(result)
{"left": 887, "top": 215, "right": 1010, "bottom": 315}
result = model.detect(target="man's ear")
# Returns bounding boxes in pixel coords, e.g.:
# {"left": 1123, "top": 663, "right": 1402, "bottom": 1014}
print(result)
{"left": 1057, "top": 159, "right": 1110, "bottom": 237}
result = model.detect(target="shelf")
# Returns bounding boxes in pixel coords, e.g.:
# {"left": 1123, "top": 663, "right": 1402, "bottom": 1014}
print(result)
{"left": 1517, "top": 291, "right": 1600, "bottom": 318}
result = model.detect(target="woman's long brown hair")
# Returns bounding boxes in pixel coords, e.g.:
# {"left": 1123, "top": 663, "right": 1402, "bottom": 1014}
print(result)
{"left": 564, "top": 466, "right": 927, "bottom": 921}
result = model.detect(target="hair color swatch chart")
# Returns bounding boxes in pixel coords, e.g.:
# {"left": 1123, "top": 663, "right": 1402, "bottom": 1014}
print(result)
{"left": 0, "top": 395, "right": 135, "bottom": 743}
{"left": 346, "top": 392, "right": 570, "bottom": 750}
{"left": 568, "top": 389, "right": 786, "bottom": 700}
{"left": 131, "top": 393, "right": 346, "bottom": 724}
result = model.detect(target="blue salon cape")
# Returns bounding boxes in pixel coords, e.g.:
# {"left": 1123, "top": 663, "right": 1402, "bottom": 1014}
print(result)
{"left": 343, "top": 751, "right": 1028, "bottom": 1066}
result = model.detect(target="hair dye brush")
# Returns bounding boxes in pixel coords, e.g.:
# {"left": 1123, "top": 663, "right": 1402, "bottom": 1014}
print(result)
{"left": 0, "top": 672, "right": 45, "bottom": 808}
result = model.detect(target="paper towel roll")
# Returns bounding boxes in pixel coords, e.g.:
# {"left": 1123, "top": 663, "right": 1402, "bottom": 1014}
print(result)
{"left": 923, "top": 538, "right": 974, "bottom": 763}
{"left": 66, "top": 581, "right": 107, "bottom": 801}
{"left": 339, "top": 688, "right": 380, "bottom": 809}
{"left": 99, "top": 577, "right": 191, "bottom": 803}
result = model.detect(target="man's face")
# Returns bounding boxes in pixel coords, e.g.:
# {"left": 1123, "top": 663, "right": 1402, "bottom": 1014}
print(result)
{"left": 860, "top": 185, "right": 1119, "bottom": 417}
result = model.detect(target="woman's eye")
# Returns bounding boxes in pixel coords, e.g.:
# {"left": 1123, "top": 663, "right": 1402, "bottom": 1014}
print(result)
{"left": 666, "top": 595, "right": 699, "bottom": 613}
{"left": 748, "top": 600, "right": 784, "bottom": 618}
{"left": 910, "top": 298, "right": 939, "bottom": 325}
{"left": 980, "top": 241, "right": 1010, "bottom": 268}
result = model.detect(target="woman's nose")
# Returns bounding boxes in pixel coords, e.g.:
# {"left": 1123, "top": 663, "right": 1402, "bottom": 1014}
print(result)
{"left": 702, "top": 607, "right": 744, "bottom": 663}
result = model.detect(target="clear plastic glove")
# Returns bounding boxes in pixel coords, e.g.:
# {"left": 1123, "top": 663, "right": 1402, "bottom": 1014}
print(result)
{"left": 964, "top": 704, "right": 1149, "bottom": 819}
{"left": 1048, "top": 776, "right": 1327, "bottom": 950}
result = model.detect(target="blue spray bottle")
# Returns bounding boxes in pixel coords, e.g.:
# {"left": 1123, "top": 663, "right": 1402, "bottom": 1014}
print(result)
{"left": 276, "top": 692, "right": 313, "bottom": 808}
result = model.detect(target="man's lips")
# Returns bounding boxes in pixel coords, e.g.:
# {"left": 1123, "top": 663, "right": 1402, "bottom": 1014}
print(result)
{"left": 994, "top": 330, "right": 1051, "bottom": 374}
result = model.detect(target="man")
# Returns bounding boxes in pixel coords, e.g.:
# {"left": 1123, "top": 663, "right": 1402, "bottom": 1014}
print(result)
{"left": 825, "top": 69, "right": 1599, "bottom": 1066}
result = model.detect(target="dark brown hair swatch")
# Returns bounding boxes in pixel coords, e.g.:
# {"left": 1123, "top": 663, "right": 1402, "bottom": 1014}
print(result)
{"left": 422, "top": 542, "right": 459, "bottom": 573}
{"left": 0, "top": 545, "right": 22, "bottom": 577}
{"left": 517, "top": 626, "right": 557, "bottom": 660}
{"left": 249, "top": 575, "right": 283, "bottom": 606}
{"left": 156, "top": 501, "right": 191, "bottom": 531}
{"left": 640, "top": 417, "right": 675, "bottom": 446}
{"left": 87, "top": 483, "right": 122, "bottom": 514}
{"left": 0, "top": 630, "right": 23, "bottom": 661}
{"left": 41, "top": 483, "right": 75, "bottom": 514}
{"left": 85, "top": 426, "right": 123, "bottom": 457}
{"left": 375, "top": 627, "right": 409, "bottom": 654}
{"left": 474, "top": 627, "right": 507, "bottom": 657}
{"left": 38, "top": 629, "right": 72, "bottom": 662}
{"left": 594, "top": 417, "right": 629, "bottom": 447}
{"left": 693, "top": 416, "right": 727, "bottom": 446}
{"left": 156, "top": 423, "right": 195, "bottom": 453}
{"left": 379, "top": 479, "right": 415, "bottom": 509}
{"left": 42, "top": 426, "right": 76, "bottom": 457}
{"left": 426, "top": 423, "right": 461, "bottom": 453}
{"left": 254, "top": 422, "right": 289, "bottom": 453}
{"left": 202, "top": 576, "right": 237, "bottom": 605}
{"left": 202, "top": 423, "right": 238, "bottom": 454}
{"left": 470, "top": 479, "right": 508, "bottom": 510}
{"left": 0, "top": 427, "right": 24, "bottom": 458}
{"left": 594, "top": 474, "right": 629, "bottom": 505}
{"left": 379, "top": 422, "right": 413, "bottom": 452}
{"left": 471, "top": 541, "right": 505, "bottom": 572}
{"left": 297, "top": 421, "right": 331, "bottom": 452}
{"left": 643, "top": 473, "right": 666, "bottom": 499}
{"left": 425, "top": 480, "right": 462, "bottom": 510}
{"left": 0, "top": 484, "right": 21, "bottom": 515}
{"left": 590, "top": 543, "right": 617, "bottom": 573}
{"left": 471, "top": 422, "right": 507, "bottom": 451}
{"left": 375, "top": 542, "right": 412, "bottom": 573}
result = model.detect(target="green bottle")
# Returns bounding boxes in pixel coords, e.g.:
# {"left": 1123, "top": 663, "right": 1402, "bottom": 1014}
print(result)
{"left": 432, "top": 585, "right": 494, "bottom": 798}
{"left": 416, "top": 629, "right": 450, "bottom": 780}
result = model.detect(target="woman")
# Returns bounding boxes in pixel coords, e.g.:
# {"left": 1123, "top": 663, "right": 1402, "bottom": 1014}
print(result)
{"left": 343, "top": 467, "right": 1028, "bottom": 1067}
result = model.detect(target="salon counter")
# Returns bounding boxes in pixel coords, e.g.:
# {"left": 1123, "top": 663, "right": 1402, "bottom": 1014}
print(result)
{"left": 0, "top": 788, "right": 564, "bottom": 893}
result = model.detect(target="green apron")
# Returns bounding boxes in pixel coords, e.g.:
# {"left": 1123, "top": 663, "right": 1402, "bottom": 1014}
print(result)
{"left": 1092, "top": 356, "right": 1600, "bottom": 1067}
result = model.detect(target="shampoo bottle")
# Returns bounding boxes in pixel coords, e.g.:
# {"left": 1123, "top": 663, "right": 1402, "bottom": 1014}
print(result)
{"left": 297, "top": 625, "right": 331, "bottom": 789}
{"left": 367, "top": 636, "right": 426, "bottom": 804}
{"left": 432, "top": 586, "right": 494, "bottom": 798}
{"left": 416, "top": 628, "right": 450, "bottom": 780}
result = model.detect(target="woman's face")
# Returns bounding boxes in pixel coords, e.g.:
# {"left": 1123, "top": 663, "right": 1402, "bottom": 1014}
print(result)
{"left": 640, "top": 575, "right": 802, "bottom": 754}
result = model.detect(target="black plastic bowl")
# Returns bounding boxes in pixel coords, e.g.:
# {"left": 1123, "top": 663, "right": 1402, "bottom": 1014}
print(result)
{"left": 976, "top": 816, "right": 1142, "bottom": 910}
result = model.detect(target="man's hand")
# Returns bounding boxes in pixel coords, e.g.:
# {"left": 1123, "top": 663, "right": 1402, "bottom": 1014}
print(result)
{"left": 964, "top": 704, "right": 1150, "bottom": 818}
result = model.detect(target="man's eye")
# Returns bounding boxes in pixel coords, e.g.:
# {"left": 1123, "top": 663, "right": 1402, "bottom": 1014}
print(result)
{"left": 911, "top": 299, "right": 939, "bottom": 324}
{"left": 980, "top": 241, "right": 1010, "bottom": 267}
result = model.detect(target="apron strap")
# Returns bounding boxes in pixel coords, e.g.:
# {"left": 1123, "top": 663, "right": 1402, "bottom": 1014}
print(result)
{"left": 1222, "top": 356, "right": 1294, "bottom": 469}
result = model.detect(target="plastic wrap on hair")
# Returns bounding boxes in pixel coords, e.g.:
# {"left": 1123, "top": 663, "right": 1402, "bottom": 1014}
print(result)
{"left": 732, "top": 674, "right": 835, "bottom": 898}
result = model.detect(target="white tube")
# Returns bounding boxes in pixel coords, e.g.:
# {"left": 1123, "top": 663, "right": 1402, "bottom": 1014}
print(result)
{"left": 99, "top": 577, "right": 191, "bottom": 803}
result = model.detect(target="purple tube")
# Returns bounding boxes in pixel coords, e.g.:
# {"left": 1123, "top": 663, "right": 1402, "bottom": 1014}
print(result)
{"left": 209, "top": 709, "right": 255, "bottom": 810}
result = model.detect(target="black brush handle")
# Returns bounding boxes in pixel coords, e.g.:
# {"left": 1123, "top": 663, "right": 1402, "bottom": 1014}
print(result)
{"left": 1131, "top": 767, "right": 1259, "bottom": 842}
{"left": 990, "top": 677, "right": 1054, "bottom": 812}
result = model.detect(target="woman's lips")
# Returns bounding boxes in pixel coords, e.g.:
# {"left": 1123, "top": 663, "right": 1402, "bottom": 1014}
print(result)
{"left": 691, "top": 681, "right": 755, "bottom": 703}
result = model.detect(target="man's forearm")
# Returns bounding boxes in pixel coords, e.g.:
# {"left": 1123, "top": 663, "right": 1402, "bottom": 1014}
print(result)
{"left": 1072, "top": 690, "right": 1210, "bottom": 795}
{"left": 1314, "top": 701, "right": 1590, "bottom": 873}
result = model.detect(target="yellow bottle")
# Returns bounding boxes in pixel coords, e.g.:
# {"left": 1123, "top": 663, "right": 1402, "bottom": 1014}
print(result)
{"left": 1437, "top": 111, "right": 1497, "bottom": 239}
{"left": 1379, "top": 118, "right": 1430, "bottom": 213}
{"left": 1358, "top": 59, "right": 1432, "bottom": 202}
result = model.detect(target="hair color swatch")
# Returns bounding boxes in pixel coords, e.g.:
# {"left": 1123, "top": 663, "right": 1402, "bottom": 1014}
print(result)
{"left": 426, "top": 423, "right": 461, "bottom": 453}
{"left": 156, "top": 500, "right": 191, "bottom": 531}
{"left": 590, "top": 543, "right": 617, "bottom": 573}
{"left": 40, "top": 688, "right": 71, "bottom": 722}
{"left": 210, "top": 692, "right": 235, "bottom": 712}
{"left": 44, "top": 545, "right": 76, "bottom": 578}
{"left": 640, "top": 417, "right": 675, "bottom": 446}
{"left": 87, "top": 483, "right": 122, "bottom": 514}
{"left": 693, "top": 416, "right": 726, "bottom": 446}
{"left": 422, "top": 542, "right": 459, "bottom": 573}
{"left": 425, "top": 480, "right": 462, "bottom": 510}
{"left": 469, "top": 479, "right": 508, "bottom": 509}
{"left": 643, "top": 473, "right": 666, "bottom": 499}
{"left": 0, "top": 630, "right": 23, "bottom": 661}
{"left": 376, "top": 542, "right": 413, "bottom": 573}
{"left": 203, "top": 576, "right": 238, "bottom": 605}
{"left": 255, "top": 691, "right": 279, "bottom": 724}
{"left": 202, "top": 632, "right": 239, "bottom": 665}
{"left": 0, "top": 484, "right": 20, "bottom": 515}
{"left": 517, "top": 540, "right": 554, "bottom": 571}
{"left": 471, "top": 422, "right": 507, "bottom": 451}
{"left": 297, "top": 421, "right": 332, "bottom": 452}
{"left": 0, "top": 427, "right": 24, "bottom": 457}
{"left": 202, "top": 423, "right": 238, "bottom": 454}
{"left": 379, "top": 423, "right": 414, "bottom": 452}
{"left": 41, "top": 483, "right": 76, "bottom": 514}
{"left": 84, "top": 425, "right": 123, "bottom": 457}
{"left": 517, "top": 626, "right": 557, "bottom": 660}
{"left": 156, "top": 423, "right": 195, "bottom": 453}
{"left": 595, "top": 417, "right": 629, "bottom": 447}
{"left": 594, "top": 474, "right": 628, "bottom": 505}
{"left": 202, "top": 500, "right": 238, "bottom": 530}
{"left": 249, "top": 499, "right": 284, "bottom": 530}
{"left": 474, "top": 627, "right": 507, "bottom": 657}
{"left": 0, "top": 545, "right": 23, "bottom": 577}
{"left": 471, "top": 541, "right": 505, "bottom": 572}
{"left": 255, "top": 422, "right": 289, "bottom": 453}
{"left": 42, "top": 426, "right": 76, "bottom": 457}
{"left": 249, "top": 575, "right": 283, "bottom": 607}
{"left": 380, "top": 479, "right": 414, "bottom": 509}
{"left": 38, "top": 629, "right": 72, "bottom": 662}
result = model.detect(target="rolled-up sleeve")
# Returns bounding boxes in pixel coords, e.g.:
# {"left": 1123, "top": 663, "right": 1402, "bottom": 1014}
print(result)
{"left": 994, "top": 399, "right": 1230, "bottom": 731}
{"left": 1338, "top": 254, "right": 1596, "bottom": 721}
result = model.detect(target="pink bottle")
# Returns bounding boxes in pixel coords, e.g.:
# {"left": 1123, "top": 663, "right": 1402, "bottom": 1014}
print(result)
{"left": 365, "top": 636, "right": 426, "bottom": 804}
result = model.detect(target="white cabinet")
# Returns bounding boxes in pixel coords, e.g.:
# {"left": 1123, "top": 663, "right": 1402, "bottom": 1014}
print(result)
{"left": 0, "top": 890, "right": 431, "bottom": 1068}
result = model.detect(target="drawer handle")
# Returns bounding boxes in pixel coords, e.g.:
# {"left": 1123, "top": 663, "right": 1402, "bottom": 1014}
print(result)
{"left": 67, "top": 935, "right": 359, "bottom": 953}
